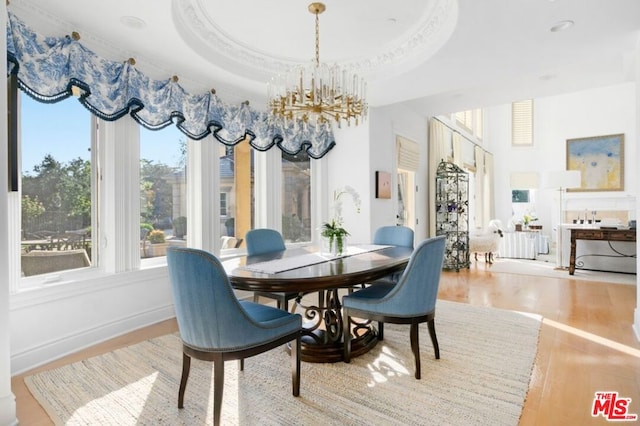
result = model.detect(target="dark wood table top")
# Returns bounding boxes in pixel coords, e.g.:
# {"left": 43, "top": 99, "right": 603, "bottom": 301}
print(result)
{"left": 224, "top": 245, "right": 412, "bottom": 293}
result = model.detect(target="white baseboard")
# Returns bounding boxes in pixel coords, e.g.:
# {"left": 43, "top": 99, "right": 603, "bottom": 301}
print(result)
{"left": 11, "top": 305, "right": 175, "bottom": 376}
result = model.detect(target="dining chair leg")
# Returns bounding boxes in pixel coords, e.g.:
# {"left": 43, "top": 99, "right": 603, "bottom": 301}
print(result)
{"left": 239, "top": 358, "right": 244, "bottom": 371}
{"left": 213, "top": 355, "right": 225, "bottom": 426}
{"left": 253, "top": 293, "right": 260, "bottom": 304}
{"left": 377, "top": 322, "right": 384, "bottom": 341}
{"left": 178, "top": 352, "right": 191, "bottom": 409}
{"left": 410, "top": 322, "right": 421, "bottom": 380}
{"left": 343, "top": 314, "right": 352, "bottom": 363}
{"left": 427, "top": 318, "right": 440, "bottom": 359}
{"left": 291, "top": 335, "right": 301, "bottom": 396}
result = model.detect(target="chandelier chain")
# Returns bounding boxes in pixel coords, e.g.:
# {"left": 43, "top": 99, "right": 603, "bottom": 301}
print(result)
{"left": 314, "top": 9, "right": 320, "bottom": 66}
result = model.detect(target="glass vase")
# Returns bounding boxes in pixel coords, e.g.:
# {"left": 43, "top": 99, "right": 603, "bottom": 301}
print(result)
{"left": 321, "top": 235, "right": 346, "bottom": 256}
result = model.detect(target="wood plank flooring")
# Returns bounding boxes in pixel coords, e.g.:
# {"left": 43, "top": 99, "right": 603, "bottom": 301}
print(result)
{"left": 11, "top": 263, "right": 640, "bottom": 425}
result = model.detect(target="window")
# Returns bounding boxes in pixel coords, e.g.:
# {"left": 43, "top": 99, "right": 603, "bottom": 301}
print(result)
{"left": 474, "top": 108, "right": 483, "bottom": 141}
{"left": 396, "top": 136, "right": 419, "bottom": 229}
{"left": 20, "top": 93, "right": 94, "bottom": 277}
{"left": 13, "top": 91, "right": 313, "bottom": 288}
{"left": 512, "top": 100, "right": 533, "bottom": 146}
{"left": 220, "top": 139, "right": 254, "bottom": 249}
{"left": 282, "top": 150, "right": 311, "bottom": 243}
{"left": 140, "top": 126, "right": 187, "bottom": 259}
{"left": 220, "top": 193, "right": 228, "bottom": 217}
{"left": 453, "top": 109, "right": 483, "bottom": 142}
{"left": 455, "top": 110, "right": 473, "bottom": 132}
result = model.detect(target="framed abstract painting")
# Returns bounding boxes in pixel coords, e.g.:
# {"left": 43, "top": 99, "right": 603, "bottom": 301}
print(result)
{"left": 566, "top": 133, "right": 624, "bottom": 192}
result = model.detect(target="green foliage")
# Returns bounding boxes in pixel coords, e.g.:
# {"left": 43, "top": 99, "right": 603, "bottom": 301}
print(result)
{"left": 321, "top": 219, "right": 349, "bottom": 239}
{"left": 21, "top": 195, "right": 45, "bottom": 218}
{"left": 321, "top": 219, "right": 349, "bottom": 254}
{"left": 22, "top": 154, "right": 91, "bottom": 232}
{"left": 139, "top": 159, "right": 177, "bottom": 226}
{"left": 140, "top": 223, "right": 154, "bottom": 232}
{"left": 173, "top": 216, "right": 187, "bottom": 238}
{"left": 148, "top": 229, "right": 166, "bottom": 244}
{"left": 22, "top": 153, "right": 182, "bottom": 236}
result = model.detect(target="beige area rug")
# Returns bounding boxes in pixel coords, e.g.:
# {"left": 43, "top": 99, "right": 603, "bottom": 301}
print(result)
{"left": 25, "top": 301, "right": 541, "bottom": 426}
{"left": 488, "top": 256, "right": 637, "bottom": 285}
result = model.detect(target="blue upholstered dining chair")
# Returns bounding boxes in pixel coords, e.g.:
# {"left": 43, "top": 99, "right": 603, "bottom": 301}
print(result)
{"left": 245, "top": 228, "right": 300, "bottom": 310}
{"left": 245, "top": 228, "right": 286, "bottom": 256}
{"left": 342, "top": 235, "right": 446, "bottom": 379}
{"left": 374, "top": 225, "right": 415, "bottom": 249}
{"left": 166, "top": 246, "right": 302, "bottom": 426}
{"left": 370, "top": 225, "right": 415, "bottom": 285}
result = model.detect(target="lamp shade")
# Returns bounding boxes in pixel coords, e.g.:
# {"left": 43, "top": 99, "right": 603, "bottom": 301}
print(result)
{"left": 543, "top": 170, "right": 582, "bottom": 189}
{"left": 509, "top": 172, "right": 539, "bottom": 189}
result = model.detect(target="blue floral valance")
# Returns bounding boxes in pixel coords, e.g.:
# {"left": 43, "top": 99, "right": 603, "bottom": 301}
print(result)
{"left": 5, "top": 12, "right": 335, "bottom": 159}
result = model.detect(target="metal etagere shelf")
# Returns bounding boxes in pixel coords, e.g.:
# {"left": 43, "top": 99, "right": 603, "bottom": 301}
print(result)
{"left": 435, "top": 160, "right": 470, "bottom": 271}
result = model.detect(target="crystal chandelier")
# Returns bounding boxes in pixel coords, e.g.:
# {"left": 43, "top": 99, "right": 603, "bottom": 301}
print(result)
{"left": 267, "top": 2, "right": 367, "bottom": 129}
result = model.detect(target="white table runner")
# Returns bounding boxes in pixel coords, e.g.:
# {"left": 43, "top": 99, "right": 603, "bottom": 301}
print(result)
{"left": 242, "top": 244, "right": 391, "bottom": 274}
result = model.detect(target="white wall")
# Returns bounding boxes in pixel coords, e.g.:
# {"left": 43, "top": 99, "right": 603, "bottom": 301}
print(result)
{"left": 10, "top": 269, "right": 174, "bottom": 375}
{"left": 327, "top": 123, "right": 372, "bottom": 244}
{"left": 368, "top": 104, "right": 428, "bottom": 241}
{"left": 486, "top": 83, "right": 637, "bottom": 239}
{"left": 327, "top": 104, "right": 428, "bottom": 244}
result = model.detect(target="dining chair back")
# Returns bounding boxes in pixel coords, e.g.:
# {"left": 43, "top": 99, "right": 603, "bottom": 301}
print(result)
{"left": 370, "top": 225, "right": 415, "bottom": 285}
{"left": 373, "top": 225, "right": 414, "bottom": 249}
{"left": 245, "top": 228, "right": 300, "bottom": 310}
{"left": 245, "top": 228, "right": 286, "bottom": 256}
{"left": 342, "top": 235, "right": 446, "bottom": 379}
{"left": 167, "top": 246, "right": 302, "bottom": 425}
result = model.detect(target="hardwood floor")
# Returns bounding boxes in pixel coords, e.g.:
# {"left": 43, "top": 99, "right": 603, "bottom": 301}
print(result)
{"left": 11, "top": 263, "right": 640, "bottom": 425}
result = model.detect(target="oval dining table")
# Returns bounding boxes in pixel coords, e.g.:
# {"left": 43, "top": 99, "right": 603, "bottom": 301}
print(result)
{"left": 224, "top": 244, "right": 412, "bottom": 363}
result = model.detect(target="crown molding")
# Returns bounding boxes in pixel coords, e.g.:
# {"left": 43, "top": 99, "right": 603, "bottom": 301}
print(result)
{"left": 173, "top": 0, "right": 458, "bottom": 82}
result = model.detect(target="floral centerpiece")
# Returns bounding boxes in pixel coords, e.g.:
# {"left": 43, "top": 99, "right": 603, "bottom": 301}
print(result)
{"left": 512, "top": 211, "right": 537, "bottom": 231}
{"left": 321, "top": 219, "right": 349, "bottom": 256}
{"left": 321, "top": 186, "right": 361, "bottom": 256}
{"left": 523, "top": 213, "right": 537, "bottom": 227}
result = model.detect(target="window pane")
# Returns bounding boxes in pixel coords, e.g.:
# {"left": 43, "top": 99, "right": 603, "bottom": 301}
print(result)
{"left": 282, "top": 151, "right": 311, "bottom": 243}
{"left": 475, "top": 109, "right": 483, "bottom": 141}
{"left": 140, "top": 127, "right": 186, "bottom": 259}
{"left": 20, "top": 94, "right": 93, "bottom": 276}
{"left": 512, "top": 100, "right": 533, "bottom": 146}
{"left": 220, "top": 140, "right": 254, "bottom": 251}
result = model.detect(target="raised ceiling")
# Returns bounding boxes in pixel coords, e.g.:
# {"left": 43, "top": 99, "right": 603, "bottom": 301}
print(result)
{"left": 7, "top": 0, "right": 640, "bottom": 116}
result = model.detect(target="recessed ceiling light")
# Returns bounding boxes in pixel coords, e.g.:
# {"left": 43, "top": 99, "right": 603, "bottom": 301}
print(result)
{"left": 550, "top": 20, "right": 574, "bottom": 32}
{"left": 120, "top": 16, "right": 146, "bottom": 30}
{"left": 387, "top": 18, "right": 397, "bottom": 24}
{"left": 539, "top": 74, "right": 557, "bottom": 81}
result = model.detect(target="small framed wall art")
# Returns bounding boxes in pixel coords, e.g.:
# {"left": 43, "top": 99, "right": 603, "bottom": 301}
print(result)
{"left": 511, "top": 190, "right": 529, "bottom": 203}
{"left": 375, "top": 171, "right": 391, "bottom": 199}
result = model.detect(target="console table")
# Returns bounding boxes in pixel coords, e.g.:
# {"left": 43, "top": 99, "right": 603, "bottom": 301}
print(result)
{"left": 569, "top": 228, "right": 636, "bottom": 275}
